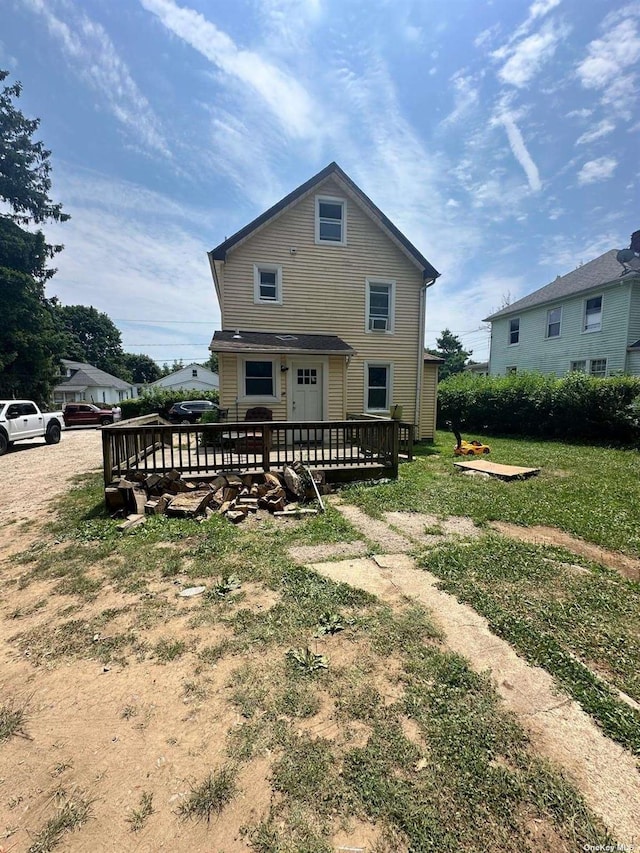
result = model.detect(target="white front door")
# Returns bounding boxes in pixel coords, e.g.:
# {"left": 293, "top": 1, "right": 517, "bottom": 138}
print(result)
{"left": 291, "top": 364, "right": 323, "bottom": 421}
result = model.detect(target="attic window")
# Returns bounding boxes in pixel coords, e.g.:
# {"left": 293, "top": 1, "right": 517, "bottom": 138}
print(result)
{"left": 253, "top": 264, "right": 282, "bottom": 304}
{"left": 192, "top": 369, "right": 198, "bottom": 377}
{"left": 316, "top": 196, "right": 346, "bottom": 245}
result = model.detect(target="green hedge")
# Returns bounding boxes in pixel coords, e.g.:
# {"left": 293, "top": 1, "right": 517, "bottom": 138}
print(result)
{"left": 120, "top": 388, "right": 219, "bottom": 420}
{"left": 437, "top": 372, "right": 640, "bottom": 442}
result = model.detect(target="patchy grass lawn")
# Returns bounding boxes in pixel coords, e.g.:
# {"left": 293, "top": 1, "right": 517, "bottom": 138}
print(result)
{"left": 345, "top": 431, "right": 640, "bottom": 557}
{"left": 0, "top": 472, "right": 614, "bottom": 852}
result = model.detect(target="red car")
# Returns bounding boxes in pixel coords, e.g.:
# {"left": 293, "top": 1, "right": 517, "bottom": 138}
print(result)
{"left": 63, "top": 403, "right": 114, "bottom": 427}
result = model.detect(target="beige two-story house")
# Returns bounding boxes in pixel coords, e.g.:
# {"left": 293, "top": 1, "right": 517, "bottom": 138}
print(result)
{"left": 208, "top": 162, "right": 441, "bottom": 439}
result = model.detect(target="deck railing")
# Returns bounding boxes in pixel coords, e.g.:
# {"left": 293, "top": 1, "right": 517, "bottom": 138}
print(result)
{"left": 346, "top": 412, "right": 414, "bottom": 460}
{"left": 101, "top": 417, "right": 400, "bottom": 484}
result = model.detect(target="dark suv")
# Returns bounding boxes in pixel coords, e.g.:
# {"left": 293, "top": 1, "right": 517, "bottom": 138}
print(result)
{"left": 166, "top": 400, "right": 226, "bottom": 424}
{"left": 63, "top": 403, "right": 114, "bottom": 427}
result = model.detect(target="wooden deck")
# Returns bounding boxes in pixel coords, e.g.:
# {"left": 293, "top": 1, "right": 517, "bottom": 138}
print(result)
{"left": 102, "top": 417, "right": 409, "bottom": 484}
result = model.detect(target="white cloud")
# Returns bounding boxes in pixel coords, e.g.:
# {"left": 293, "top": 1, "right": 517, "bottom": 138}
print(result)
{"left": 496, "top": 21, "right": 566, "bottom": 87}
{"left": 441, "top": 73, "right": 480, "bottom": 126}
{"left": 529, "top": 0, "right": 562, "bottom": 20}
{"left": 577, "top": 15, "right": 640, "bottom": 114}
{"left": 495, "top": 111, "right": 542, "bottom": 191}
{"left": 22, "top": 0, "right": 169, "bottom": 158}
{"left": 566, "top": 108, "right": 593, "bottom": 118}
{"left": 575, "top": 119, "right": 616, "bottom": 145}
{"left": 140, "top": 0, "right": 318, "bottom": 141}
{"left": 577, "top": 156, "right": 618, "bottom": 185}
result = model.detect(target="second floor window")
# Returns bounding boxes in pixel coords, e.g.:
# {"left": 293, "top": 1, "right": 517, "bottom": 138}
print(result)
{"left": 584, "top": 296, "right": 602, "bottom": 332}
{"left": 366, "top": 279, "right": 395, "bottom": 332}
{"left": 546, "top": 306, "right": 562, "bottom": 338}
{"left": 508, "top": 318, "right": 520, "bottom": 345}
{"left": 316, "top": 196, "right": 345, "bottom": 244}
{"left": 253, "top": 264, "right": 282, "bottom": 304}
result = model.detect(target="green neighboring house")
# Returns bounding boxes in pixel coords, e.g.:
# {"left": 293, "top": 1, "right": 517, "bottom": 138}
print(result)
{"left": 484, "top": 249, "right": 640, "bottom": 377}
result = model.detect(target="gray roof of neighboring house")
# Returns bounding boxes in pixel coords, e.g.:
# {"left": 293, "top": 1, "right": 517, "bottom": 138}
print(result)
{"left": 484, "top": 250, "right": 640, "bottom": 321}
{"left": 209, "top": 162, "right": 440, "bottom": 282}
{"left": 210, "top": 330, "right": 355, "bottom": 355}
{"left": 423, "top": 352, "right": 445, "bottom": 363}
{"left": 56, "top": 359, "right": 132, "bottom": 391}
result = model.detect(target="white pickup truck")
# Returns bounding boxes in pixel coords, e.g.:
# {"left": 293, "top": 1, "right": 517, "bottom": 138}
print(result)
{"left": 0, "top": 400, "right": 65, "bottom": 456}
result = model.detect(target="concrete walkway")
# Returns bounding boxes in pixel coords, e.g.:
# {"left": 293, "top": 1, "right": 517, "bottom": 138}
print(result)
{"left": 295, "top": 505, "right": 640, "bottom": 844}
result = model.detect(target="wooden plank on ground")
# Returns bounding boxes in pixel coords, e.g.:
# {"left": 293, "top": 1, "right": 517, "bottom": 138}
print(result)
{"left": 453, "top": 459, "right": 540, "bottom": 480}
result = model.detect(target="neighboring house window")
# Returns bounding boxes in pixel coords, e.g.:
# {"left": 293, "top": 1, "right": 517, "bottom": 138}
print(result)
{"left": 506, "top": 366, "right": 517, "bottom": 375}
{"left": 508, "top": 318, "right": 520, "bottom": 345}
{"left": 589, "top": 358, "right": 607, "bottom": 377}
{"left": 546, "top": 307, "right": 562, "bottom": 338}
{"left": 570, "top": 360, "right": 586, "bottom": 373}
{"left": 192, "top": 369, "right": 198, "bottom": 377}
{"left": 240, "top": 358, "right": 279, "bottom": 401}
{"left": 584, "top": 296, "right": 602, "bottom": 332}
{"left": 366, "top": 279, "right": 395, "bottom": 333}
{"left": 315, "top": 196, "right": 346, "bottom": 245}
{"left": 366, "top": 363, "right": 391, "bottom": 411}
{"left": 253, "top": 264, "right": 282, "bottom": 303}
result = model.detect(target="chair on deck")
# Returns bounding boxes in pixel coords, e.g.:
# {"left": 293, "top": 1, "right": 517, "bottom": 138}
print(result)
{"left": 235, "top": 407, "right": 273, "bottom": 456}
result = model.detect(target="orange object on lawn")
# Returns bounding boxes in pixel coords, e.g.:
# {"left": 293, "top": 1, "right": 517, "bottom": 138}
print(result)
{"left": 453, "top": 439, "right": 491, "bottom": 457}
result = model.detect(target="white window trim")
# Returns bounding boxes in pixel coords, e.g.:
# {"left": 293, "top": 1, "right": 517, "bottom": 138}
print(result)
{"left": 588, "top": 357, "right": 608, "bottom": 377}
{"left": 569, "top": 360, "right": 587, "bottom": 373}
{"left": 253, "top": 263, "right": 283, "bottom": 305}
{"left": 508, "top": 317, "right": 520, "bottom": 346}
{"left": 365, "top": 278, "right": 396, "bottom": 335}
{"left": 364, "top": 361, "right": 393, "bottom": 413}
{"left": 315, "top": 195, "right": 347, "bottom": 246}
{"left": 237, "top": 355, "right": 281, "bottom": 403}
{"left": 545, "top": 306, "right": 562, "bottom": 339}
{"left": 582, "top": 294, "right": 603, "bottom": 334}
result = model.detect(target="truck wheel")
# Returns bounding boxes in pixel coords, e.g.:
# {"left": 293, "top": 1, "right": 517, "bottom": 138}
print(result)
{"left": 0, "top": 432, "right": 8, "bottom": 456}
{"left": 45, "top": 423, "right": 62, "bottom": 445}
{"left": 100, "top": 417, "right": 113, "bottom": 426}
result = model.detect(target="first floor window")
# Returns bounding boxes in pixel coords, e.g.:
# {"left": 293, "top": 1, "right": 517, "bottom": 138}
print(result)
{"left": 546, "top": 307, "right": 562, "bottom": 338}
{"left": 589, "top": 358, "right": 607, "bottom": 377}
{"left": 245, "top": 360, "right": 274, "bottom": 396}
{"left": 506, "top": 366, "right": 517, "bottom": 375}
{"left": 367, "top": 364, "right": 390, "bottom": 410}
{"left": 508, "top": 318, "right": 520, "bottom": 345}
{"left": 584, "top": 296, "right": 602, "bottom": 332}
{"left": 570, "top": 360, "right": 586, "bottom": 373}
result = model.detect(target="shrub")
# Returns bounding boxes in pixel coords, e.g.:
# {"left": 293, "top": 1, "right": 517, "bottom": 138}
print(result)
{"left": 120, "top": 388, "right": 219, "bottom": 420}
{"left": 438, "top": 372, "right": 640, "bottom": 442}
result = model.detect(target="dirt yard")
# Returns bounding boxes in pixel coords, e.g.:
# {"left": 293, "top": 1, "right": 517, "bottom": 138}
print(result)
{"left": 1, "top": 437, "right": 638, "bottom": 851}
{"left": 0, "top": 430, "right": 103, "bottom": 558}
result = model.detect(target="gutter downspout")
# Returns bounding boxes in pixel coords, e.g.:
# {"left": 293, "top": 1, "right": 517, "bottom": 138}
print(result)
{"left": 415, "top": 275, "right": 437, "bottom": 429}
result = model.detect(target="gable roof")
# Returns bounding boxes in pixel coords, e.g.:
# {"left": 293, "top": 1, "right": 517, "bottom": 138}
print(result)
{"left": 211, "top": 329, "right": 355, "bottom": 356}
{"left": 209, "top": 162, "right": 440, "bottom": 282}
{"left": 148, "top": 362, "right": 219, "bottom": 387}
{"left": 57, "top": 359, "right": 132, "bottom": 391}
{"left": 485, "top": 249, "right": 639, "bottom": 321}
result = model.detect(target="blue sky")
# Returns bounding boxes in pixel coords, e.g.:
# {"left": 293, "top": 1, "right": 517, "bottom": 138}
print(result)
{"left": 2, "top": 0, "right": 639, "bottom": 365}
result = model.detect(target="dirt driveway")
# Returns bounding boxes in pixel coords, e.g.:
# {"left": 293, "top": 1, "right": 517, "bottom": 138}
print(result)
{"left": 0, "top": 429, "right": 103, "bottom": 558}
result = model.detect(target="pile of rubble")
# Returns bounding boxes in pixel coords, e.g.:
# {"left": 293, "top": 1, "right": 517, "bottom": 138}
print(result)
{"left": 105, "top": 463, "right": 328, "bottom": 531}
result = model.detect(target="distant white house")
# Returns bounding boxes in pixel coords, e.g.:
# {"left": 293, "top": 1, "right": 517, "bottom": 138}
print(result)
{"left": 53, "top": 359, "right": 138, "bottom": 406}
{"left": 149, "top": 362, "right": 219, "bottom": 393}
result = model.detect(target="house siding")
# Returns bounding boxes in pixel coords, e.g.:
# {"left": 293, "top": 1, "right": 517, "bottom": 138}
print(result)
{"left": 489, "top": 281, "right": 634, "bottom": 376}
{"left": 419, "top": 363, "right": 439, "bottom": 441}
{"left": 218, "top": 176, "right": 424, "bottom": 422}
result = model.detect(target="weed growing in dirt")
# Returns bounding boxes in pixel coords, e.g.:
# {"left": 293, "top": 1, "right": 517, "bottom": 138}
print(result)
{"left": 0, "top": 698, "right": 29, "bottom": 742}
{"left": 127, "top": 791, "right": 154, "bottom": 832}
{"left": 27, "top": 792, "right": 91, "bottom": 853}
{"left": 154, "top": 638, "right": 187, "bottom": 662}
{"left": 178, "top": 767, "right": 237, "bottom": 823}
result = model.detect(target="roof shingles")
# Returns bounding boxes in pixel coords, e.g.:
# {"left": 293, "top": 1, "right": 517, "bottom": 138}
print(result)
{"left": 485, "top": 250, "right": 639, "bottom": 321}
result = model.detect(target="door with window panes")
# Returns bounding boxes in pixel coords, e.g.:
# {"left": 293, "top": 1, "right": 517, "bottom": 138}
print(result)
{"left": 290, "top": 363, "right": 323, "bottom": 441}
